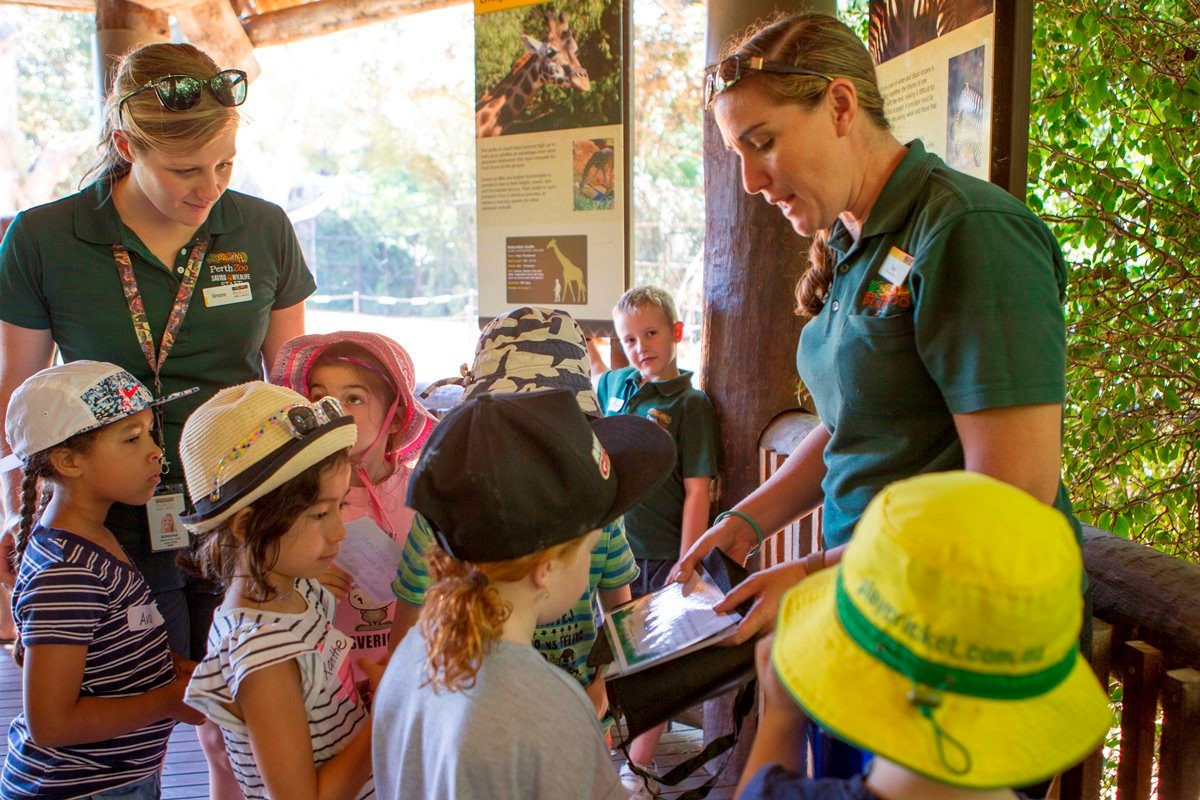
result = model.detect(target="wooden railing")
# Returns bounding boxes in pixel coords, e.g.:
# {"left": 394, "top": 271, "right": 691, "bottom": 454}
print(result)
{"left": 757, "top": 411, "right": 1200, "bottom": 800}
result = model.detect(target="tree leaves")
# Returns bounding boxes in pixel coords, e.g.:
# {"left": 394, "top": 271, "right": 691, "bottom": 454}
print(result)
{"left": 1031, "top": 1, "right": 1199, "bottom": 562}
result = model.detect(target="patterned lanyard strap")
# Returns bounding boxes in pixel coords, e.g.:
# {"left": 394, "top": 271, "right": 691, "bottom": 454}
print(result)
{"left": 112, "top": 241, "right": 208, "bottom": 473}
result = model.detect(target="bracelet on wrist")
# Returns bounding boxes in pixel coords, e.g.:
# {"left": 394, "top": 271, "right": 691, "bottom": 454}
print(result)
{"left": 714, "top": 509, "right": 764, "bottom": 558}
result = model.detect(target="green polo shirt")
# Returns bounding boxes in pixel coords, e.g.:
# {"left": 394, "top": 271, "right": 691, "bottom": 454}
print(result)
{"left": 797, "top": 140, "right": 1076, "bottom": 549}
{"left": 0, "top": 180, "right": 315, "bottom": 482}
{"left": 0, "top": 181, "right": 315, "bottom": 589}
{"left": 597, "top": 367, "right": 719, "bottom": 559}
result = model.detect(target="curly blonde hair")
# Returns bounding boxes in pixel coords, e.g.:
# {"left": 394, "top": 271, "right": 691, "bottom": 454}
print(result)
{"left": 420, "top": 538, "right": 589, "bottom": 692}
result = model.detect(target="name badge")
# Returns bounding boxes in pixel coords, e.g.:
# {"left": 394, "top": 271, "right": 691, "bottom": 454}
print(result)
{"left": 127, "top": 602, "right": 165, "bottom": 632}
{"left": 606, "top": 397, "right": 625, "bottom": 413}
{"left": 321, "top": 625, "right": 354, "bottom": 691}
{"left": 878, "top": 247, "right": 914, "bottom": 286}
{"left": 148, "top": 488, "right": 189, "bottom": 552}
{"left": 203, "top": 282, "right": 253, "bottom": 308}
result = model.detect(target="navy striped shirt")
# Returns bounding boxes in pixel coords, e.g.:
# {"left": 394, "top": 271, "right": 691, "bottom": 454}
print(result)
{"left": 1, "top": 527, "right": 175, "bottom": 800}
{"left": 186, "top": 578, "right": 374, "bottom": 799}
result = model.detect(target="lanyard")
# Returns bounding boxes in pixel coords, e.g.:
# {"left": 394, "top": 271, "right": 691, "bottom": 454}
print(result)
{"left": 112, "top": 241, "right": 208, "bottom": 473}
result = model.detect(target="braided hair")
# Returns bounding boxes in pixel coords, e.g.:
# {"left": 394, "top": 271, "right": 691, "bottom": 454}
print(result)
{"left": 9, "top": 430, "right": 99, "bottom": 666}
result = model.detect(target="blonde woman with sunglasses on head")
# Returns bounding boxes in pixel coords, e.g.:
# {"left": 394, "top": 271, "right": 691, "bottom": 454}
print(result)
{"left": 675, "top": 12, "right": 1081, "bottom": 791}
{"left": 0, "top": 42, "right": 315, "bottom": 800}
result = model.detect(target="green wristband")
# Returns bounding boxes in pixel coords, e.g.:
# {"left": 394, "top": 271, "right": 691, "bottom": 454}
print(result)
{"left": 714, "top": 510, "right": 764, "bottom": 557}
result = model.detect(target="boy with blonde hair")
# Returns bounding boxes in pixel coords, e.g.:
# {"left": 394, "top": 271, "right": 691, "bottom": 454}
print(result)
{"left": 597, "top": 285, "right": 720, "bottom": 795}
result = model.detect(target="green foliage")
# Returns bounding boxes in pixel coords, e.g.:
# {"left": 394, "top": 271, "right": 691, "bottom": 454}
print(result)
{"left": 0, "top": 9, "right": 95, "bottom": 206}
{"left": 475, "top": 0, "right": 623, "bottom": 134}
{"left": 629, "top": 1, "right": 706, "bottom": 322}
{"left": 1030, "top": 0, "right": 1199, "bottom": 560}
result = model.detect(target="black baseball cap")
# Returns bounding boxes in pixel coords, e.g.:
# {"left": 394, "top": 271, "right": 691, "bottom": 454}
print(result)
{"left": 407, "top": 389, "right": 675, "bottom": 563}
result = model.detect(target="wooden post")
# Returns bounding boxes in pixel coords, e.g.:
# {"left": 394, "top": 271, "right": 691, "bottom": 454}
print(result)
{"left": 1060, "top": 618, "right": 1112, "bottom": 800}
{"left": 174, "top": 0, "right": 261, "bottom": 81}
{"left": 94, "top": 0, "right": 169, "bottom": 102}
{"left": 1118, "top": 641, "right": 1164, "bottom": 800}
{"left": 1159, "top": 668, "right": 1200, "bottom": 800}
{"left": 700, "top": 0, "right": 836, "bottom": 786}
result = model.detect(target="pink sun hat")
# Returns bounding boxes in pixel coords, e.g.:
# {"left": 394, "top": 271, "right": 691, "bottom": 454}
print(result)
{"left": 270, "top": 331, "right": 436, "bottom": 462}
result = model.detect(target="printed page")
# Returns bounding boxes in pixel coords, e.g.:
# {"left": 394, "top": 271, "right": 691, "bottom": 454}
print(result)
{"left": 333, "top": 516, "right": 404, "bottom": 606}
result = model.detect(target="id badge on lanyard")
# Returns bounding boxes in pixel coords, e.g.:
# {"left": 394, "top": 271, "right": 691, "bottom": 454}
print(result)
{"left": 113, "top": 241, "right": 207, "bottom": 551}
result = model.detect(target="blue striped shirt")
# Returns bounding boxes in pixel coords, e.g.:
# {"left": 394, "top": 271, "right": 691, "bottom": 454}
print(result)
{"left": 1, "top": 527, "right": 175, "bottom": 800}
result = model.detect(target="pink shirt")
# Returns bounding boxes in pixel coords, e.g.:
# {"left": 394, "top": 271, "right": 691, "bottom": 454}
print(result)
{"left": 336, "top": 462, "right": 415, "bottom": 681}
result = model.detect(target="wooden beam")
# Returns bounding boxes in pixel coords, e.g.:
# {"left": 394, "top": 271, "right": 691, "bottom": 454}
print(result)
{"left": 243, "top": 0, "right": 466, "bottom": 49}
{"left": 0, "top": 0, "right": 93, "bottom": 11}
{"left": 174, "top": 0, "right": 260, "bottom": 79}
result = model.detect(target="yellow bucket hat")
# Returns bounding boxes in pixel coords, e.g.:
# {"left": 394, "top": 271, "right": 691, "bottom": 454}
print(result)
{"left": 772, "top": 471, "right": 1109, "bottom": 789}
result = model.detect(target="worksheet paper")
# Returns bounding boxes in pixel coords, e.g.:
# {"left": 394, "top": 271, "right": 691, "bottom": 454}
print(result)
{"left": 334, "top": 516, "right": 404, "bottom": 605}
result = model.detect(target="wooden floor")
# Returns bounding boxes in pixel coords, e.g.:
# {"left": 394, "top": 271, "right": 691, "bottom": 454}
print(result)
{"left": 0, "top": 643, "right": 736, "bottom": 799}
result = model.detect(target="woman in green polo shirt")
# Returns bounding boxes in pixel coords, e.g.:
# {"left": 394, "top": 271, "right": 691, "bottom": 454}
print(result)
{"left": 0, "top": 42, "right": 315, "bottom": 799}
{"left": 676, "top": 11, "right": 1078, "bottom": 782}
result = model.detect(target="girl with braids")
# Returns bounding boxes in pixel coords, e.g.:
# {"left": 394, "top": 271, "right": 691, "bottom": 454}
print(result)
{"left": 0, "top": 361, "right": 202, "bottom": 800}
{"left": 371, "top": 390, "right": 674, "bottom": 800}
{"left": 0, "top": 41, "right": 314, "bottom": 798}
{"left": 676, "top": 11, "right": 1079, "bottom": 785}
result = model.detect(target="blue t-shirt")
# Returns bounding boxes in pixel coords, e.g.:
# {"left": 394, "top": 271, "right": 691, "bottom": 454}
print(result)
{"left": 1, "top": 527, "right": 176, "bottom": 799}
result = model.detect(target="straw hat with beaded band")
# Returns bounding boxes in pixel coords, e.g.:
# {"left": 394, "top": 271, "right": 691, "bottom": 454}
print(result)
{"left": 179, "top": 382, "right": 357, "bottom": 534}
{"left": 771, "top": 471, "right": 1109, "bottom": 789}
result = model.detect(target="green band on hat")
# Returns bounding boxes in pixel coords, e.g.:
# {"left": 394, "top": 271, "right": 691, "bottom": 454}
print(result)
{"left": 835, "top": 572, "right": 1077, "bottom": 700}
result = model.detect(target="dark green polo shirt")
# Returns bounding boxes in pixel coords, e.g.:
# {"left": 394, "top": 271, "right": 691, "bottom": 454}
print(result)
{"left": 798, "top": 140, "right": 1076, "bottom": 549}
{"left": 597, "top": 367, "right": 719, "bottom": 559}
{"left": 0, "top": 180, "right": 316, "bottom": 484}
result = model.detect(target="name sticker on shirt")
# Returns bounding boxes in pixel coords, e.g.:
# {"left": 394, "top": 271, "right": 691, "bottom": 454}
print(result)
{"left": 606, "top": 397, "right": 625, "bottom": 413}
{"left": 202, "top": 282, "right": 253, "bottom": 308}
{"left": 320, "top": 625, "right": 354, "bottom": 694}
{"left": 878, "top": 247, "right": 914, "bottom": 286}
{"left": 127, "top": 602, "right": 165, "bottom": 632}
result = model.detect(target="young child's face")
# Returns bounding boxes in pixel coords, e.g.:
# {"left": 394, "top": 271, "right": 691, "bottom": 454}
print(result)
{"left": 268, "top": 461, "right": 351, "bottom": 581}
{"left": 537, "top": 528, "right": 602, "bottom": 625}
{"left": 308, "top": 363, "right": 393, "bottom": 461}
{"left": 75, "top": 409, "right": 163, "bottom": 506}
{"left": 614, "top": 304, "right": 681, "bottom": 383}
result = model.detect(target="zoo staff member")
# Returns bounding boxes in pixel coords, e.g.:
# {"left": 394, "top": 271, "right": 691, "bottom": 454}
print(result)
{"left": 0, "top": 43, "right": 314, "bottom": 662}
{"left": 677, "top": 13, "right": 1081, "bottom": 778}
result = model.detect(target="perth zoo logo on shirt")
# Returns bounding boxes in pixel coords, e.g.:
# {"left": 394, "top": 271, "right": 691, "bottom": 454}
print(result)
{"left": 647, "top": 408, "right": 672, "bottom": 431}
{"left": 207, "top": 251, "right": 251, "bottom": 284}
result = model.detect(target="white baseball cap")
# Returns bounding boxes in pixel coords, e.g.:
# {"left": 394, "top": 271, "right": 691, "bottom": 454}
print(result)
{"left": 1, "top": 361, "right": 197, "bottom": 472}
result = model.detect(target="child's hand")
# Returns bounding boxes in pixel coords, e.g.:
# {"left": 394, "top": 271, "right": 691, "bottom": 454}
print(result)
{"left": 359, "top": 653, "right": 390, "bottom": 698}
{"left": 165, "top": 671, "right": 208, "bottom": 726}
{"left": 318, "top": 564, "right": 353, "bottom": 600}
{"left": 584, "top": 673, "right": 609, "bottom": 719}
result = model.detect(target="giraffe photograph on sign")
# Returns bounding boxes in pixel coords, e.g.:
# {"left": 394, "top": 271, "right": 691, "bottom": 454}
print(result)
{"left": 573, "top": 137, "right": 615, "bottom": 210}
{"left": 475, "top": 0, "right": 623, "bottom": 138}
{"left": 504, "top": 235, "right": 588, "bottom": 305}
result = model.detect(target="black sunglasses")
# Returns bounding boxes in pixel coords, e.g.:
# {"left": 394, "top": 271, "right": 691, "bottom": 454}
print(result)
{"left": 118, "top": 69, "right": 248, "bottom": 117}
{"left": 704, "top": 56, "right": 834, "bottom": 108}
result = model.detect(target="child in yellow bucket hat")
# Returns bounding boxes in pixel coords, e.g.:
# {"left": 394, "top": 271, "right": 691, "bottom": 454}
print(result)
{"left": 738, "top": 471, "right": 1110, "bottom": 799}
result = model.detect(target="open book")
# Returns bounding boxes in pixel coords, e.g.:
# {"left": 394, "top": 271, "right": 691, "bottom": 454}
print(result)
{"left": 601, "top": 566, "right": 741, "bottom": 678}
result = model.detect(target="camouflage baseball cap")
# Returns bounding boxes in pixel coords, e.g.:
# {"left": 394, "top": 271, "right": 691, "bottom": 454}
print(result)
{"left": 428, "top": 306, "right": 599, "bottom": 415}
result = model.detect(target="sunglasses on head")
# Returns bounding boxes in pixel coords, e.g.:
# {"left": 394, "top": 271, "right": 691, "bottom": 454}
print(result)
{"left": 704, "top": 55, "right": 834, "bottom": 108}
{"left": 208, "top": 396, "right": 347, "bottom": 501}
{"left": 118, "top": 69, "right": 248, "bottom": 117}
